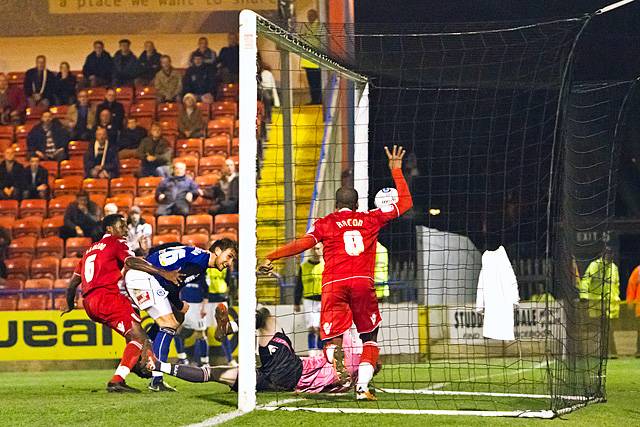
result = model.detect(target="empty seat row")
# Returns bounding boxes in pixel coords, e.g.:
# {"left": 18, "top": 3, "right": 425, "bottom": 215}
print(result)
{"left": 0, "top": 294, "right": 83, "bottom": 311}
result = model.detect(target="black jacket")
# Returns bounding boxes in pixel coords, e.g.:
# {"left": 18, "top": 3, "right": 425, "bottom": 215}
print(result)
{"left": 24, "top": 68, "right": 57, "bottom": 102}
{"left": 139, "top": 50, "right": 162, "bottom": 81}
{"left": 0, "top": 160, "right": 25, "bottom": 192}
{"left": 96, "top": 101, "right": 125, "bottom": 131}
{"left": 22, "top": 166, "right": 48, "bottom": 199}
{"left": 113, "top": 51, "right": 142, "bottom": 84}
{"left": 183, "top": 65, "right": 215, "bottom": 96}
{"left": 55, "top": 73, "right": 77, "bottom": 105}
{"left": 82, "top": 51, "right": 114, "bottom": 82}
{"left": 26, "top": 120, "right": 69, "bottom": 158}
{"left": 118, "top": 126, "right": 147, "bottom": 151}
{"left": 84, "top": 140, "right": 120, "bottom": 178}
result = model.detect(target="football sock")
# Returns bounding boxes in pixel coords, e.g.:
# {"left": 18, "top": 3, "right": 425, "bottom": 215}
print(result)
{"left": 196, "top": 338, "right": 209, "bottom": 364}
{"left": 307, "top": 332, "right": 317, "bottom": 350}
{"left": 151, "top": 327, "right": 176, "bottom": 384}
{"left": 315, "top": 334, "right": 323, "bottom": 350}
{"left": 111, "top": 340, "right": 143, "bottom": 383}
{"left": 159, "top": 363, "right": 209, "bottom": 382}
{"left": 324, "top": 344, "right": 336, "bottom": 363}
{"left": 220, "top": 335, "right": 233, "bottom": 362}
{"left": 357, "top": 341, "right": 380, "bottom": 391}
{"left": 174, "top": 336, "right": 186, "bottom": 360}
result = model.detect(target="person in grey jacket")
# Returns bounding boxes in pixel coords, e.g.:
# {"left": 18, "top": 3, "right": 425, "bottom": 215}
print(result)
{"left": 155, "top": 162, "right": 199, "bottom": 216}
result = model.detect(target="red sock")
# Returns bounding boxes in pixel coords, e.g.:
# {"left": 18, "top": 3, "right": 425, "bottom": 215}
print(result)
{"left": 361, "top": 341, "right": 379, "bottom": 366}
{"left": 111, "top": 340, "right": 143, "bottom": 383}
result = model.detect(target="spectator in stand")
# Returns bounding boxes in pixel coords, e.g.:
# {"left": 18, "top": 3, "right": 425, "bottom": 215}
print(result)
{"left": 301, "top": 9, "right": 322, "bottom": 105}
{"left": 27, "top": 110, "right": 69, "bottom": 161}
{"left": 139, "top": 41, "right": 162, "bottom": 85}
{"left": 64, "top": 89, "right": 96, "bottom": 140}
{"left": 0, "top": 147, "right": 24, "bottom": 200}
{"left": 61, "top": 190, "right": 102, "bottom": 241}
{"left": 118, "top": 117, "right": 147, "bottom": 159}
{"left": 96, "top": 87, "right": 125, "bottom": 131}
{"left": 257, "top": 53, "right": 279, "bottom": 124}
{"left": 154, "top": 55, "right": 182, "bottom": 103}
{"left": 126, "top": 205, "right": 152, "bottom": 256}
{"left": 0, "top": 225, "right": 9, "bottom": 278}
{"left": 113, "top": 39, "right": 142, "bottom": 86}
{"left": 183, "top": 52, "right": 215, "bottom": 103}
{"left": 84, "top": 126, "right": 119, "bottom": 179}
{"left": 178, "top": 93, "right": 205, "bottom": 138}
{"left": 156, "top": 161, "right": 199, "bottom": 216}
{"left": 22, "top": 155, "right": 49, "bottom": 200}
{"left": 0, "top": 73, "right": 26, "bottom": 125}
{"left": 199, "top": 158, "right": 238, "bottom": 215}
{"left": 93, "top": 108, "right": 119, "bottom": 145}
{"left": 24, "top": 55, "right": 57, "bottom": 110}
{"left": 55, "top": 61, "right": 77, "bottom": 105}
{"left": 82, "top": 40, "right": 113, "bottom": 87}
{"left": 103, "top": 202, "right": 118, "bottom": 217}
{"left": 137, "top": 122, "right": 172, "bottom": 177}
{"left": 216, "top": 33, "right": 239, "bottom": 83}
{"left": 189, "top": 36, "right": 216, "bottom": 68}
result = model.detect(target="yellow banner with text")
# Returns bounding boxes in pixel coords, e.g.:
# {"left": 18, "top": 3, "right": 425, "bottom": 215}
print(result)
{"left": 49, "top": 0, "right": 277, "bottom": 14}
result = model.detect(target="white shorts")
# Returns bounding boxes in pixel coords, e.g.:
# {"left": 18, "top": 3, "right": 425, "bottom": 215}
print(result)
{"left": 183, "top": 302, "right": 207, "bottom": 331}
{"left": 303, "top": 298, "right": 321, "bottom": 329}
{"left": 124, "top": 269, "right": 173, "bottom": 320}
{"left": 206, "top": 301, "right": 228, "bottom": 328}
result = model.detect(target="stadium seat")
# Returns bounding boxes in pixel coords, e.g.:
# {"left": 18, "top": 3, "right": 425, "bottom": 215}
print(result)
{"left": 182, "top": 233, "right": 209, "bottom": 249}
{"left": 137, "top": 86, "right": 157, "bottom": 101}
{"left": 152, "top": 233, "right": 180, "bottom": 246}
{"left": 197, "top": 102, "right": 211, "bottom": 121}
{"left": 195, "top": 173, "right": 220, "bottom": 188}
{"left": 115, "top": 86, "right": 134, "bottom": 102}
{"left": 48, "top": 196, "right": 75, "bottom": 217}
{"left": 229, "top": 155, "right": 238, "bottom": 169}
{"left": 18, "top": 296, "right": 50, "bottom": 310}
{"left": 49, "top": 105, "right": 69, "bottom": 120}
{"left": 15, "top": 124, "right": 34, "bottom": 140}
{"left": 133, "top": 195, "right": 157, "bottom": 215}
{"left": 157, "top": 215, "right": 184, "bottom": 236}
{"left": 110, "top": 176, "right": 137, "bottom": 196}
{"left": 25, "top": 107, "right": 42, "bottom": 121}
{"left": 59, "top": 158, "right": 85, "bottom": 177}
{"left": 159, "top": 118, "right": 179, "bottom": 133}
{"left": 0, "top": 199, "right": 18, "bottom": 217}
{"left": 130, "top": 112, "right": 153, "bottom": 130}
{"left": 54, "top": 278, "right": 69, "bottom": 289}
{"left": 66, "top": 237, "right": 92, "bottom": 257}
{"left": 199, "top": 155, "right": 226, "bottom": 176}
{"left": 130, "top": 100, "right": 156, "bottom": 114}
{"left": 219, "top": 83, "right": 238, "bottom": 100}
{"left": 175, "top": 138, "right": 203, "bottom": 158}
{"left": 68, "top": 140, "right": 89, "bottom": 158}
{"left": 0, "top": 296, "right": 19, "bottom": 311}
{"left": 120, "top": 158, "right": 141, "bottom": 176}
{"left": 209, "top": 232, "right": 237, "bottom": 244}
{"left": 105, "top": 194, "right": 134, "bottom": 212}
{"left": 0, "top": 279, "right": 23, "bottom": 291}
{"left": 53, "top": 176, "right": 83, "bottom": 196}
{"left": 87, "top": 87, "right": 106, "bottom": 102}
{"left": 30, "top": 257, "right": 60, "bottom": 280}
{"left": 186, "top": 214, "right": 213, "bottom": 235}
{"left": 204, "top": 135, "right": 231, "bottom": 157}
{"left": 137, "top": 176, "right": 163, "bottom": 196}
{"left": 6, "top": 258, "right": 31, "bottom": 281}
{"left": 40, "top": 160, "right": 59, "bottom": 178}
{"left": 90, "top": 193, "right": 106, "bottom": 209}
{"left": 20, "top": 199, "right": 47, "bottom": 218}
{"left": 141, "top": 214, "right": 156, "bottom": 234}
{"left": 173, "top": 155, "right": 198, "bottom": 176}
{"left": 82, "top": 178, "right": 109, "bottom": 195}
{"left": 214, "top": 214, "right": 239, "bottom": 234}
{"left": 42, "top": 215, "right": 64, "bottom": 237}
{"left": 0, "top": 125, "right": 14, "bottom": 138}
{"left": 207, "top": 118, "right": 234, "bottom": 139}
{"left": 12, "top": 216, "right": 42, "bottom": 238}
{"left": 8, "top": 236, "right": 37, "bottom": 258}
{"left": 158, "top": 102, "right": 179, "bottom": 118}
{"left": 0, "top": 215, "right": 14, "bottom": 235}
{"left": 36, "top": 236, "right": 64, "bottom": 258}
{"left": 231, "top": 137, "right": 239, "bottom": 156}
{"left": 24, "top": 277, "right": 54, "bottom": 289}
{"left": 0, "top": 138, "right": 12, "bottom": 153}
{"left": 189, "top": 196, "right": 211, "bottom": 214}
{"left": 60, "top": 257, "right": 81, "bottom": 279}
{"left": 212, "top": 101, "right": 237, "bottom": 118}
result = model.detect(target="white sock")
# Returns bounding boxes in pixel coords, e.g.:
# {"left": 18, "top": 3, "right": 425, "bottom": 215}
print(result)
{"left": 152, "top": 371, "right": 163, "bottom": 379}
{"left": 159, "top": 362, "right": 172, "bottom": 374}
{"left": 229, "top": 321, "right": 239, "bottom": 333}
{"left": 201, "top": 356, "right": 209, "bottom": 364}
{"left": 356, "top": 362, "right": 374, "bottom": 391}
{"left": 177, "top": 352, "right": 187, "bottom": 360}
{"left": 325, "top": 344, "right": 336, "bottom": 363}
{"left": 114, "top": 365, "right": 130, "bottom": 380}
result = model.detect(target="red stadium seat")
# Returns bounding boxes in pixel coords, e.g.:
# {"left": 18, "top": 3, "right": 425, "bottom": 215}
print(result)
{"left": 141, "top": 214, "right": 156, "bottom": 234}
{"left": 110, "top": 176, "right": 137, "bottom": 196}
{"left": 115, "top": 86, "right": 134, "bottom": 102}
{"left": 207, "top": 118, "right": 234, "bottom": 139}
{"left": 53, "top": 176, "right": 83, "bottom": 196}
{"left": 156, "top": 215, "right": 184, "bottom": 236}
{"left": 15, "top": 124, "right": 34, "bottom": 140}
{"left": 0, "top": 215, "right": 14, "bottom": 235}
{"left": 59, "top": 158, "right": 85, "bottom": 177}
{"left": 36, "top": 236, "right": 64, "bottom": 258}
{"left": 66, "top": 237, "right": 92, "bottom": 257}
{"left": 48, "top": 196, "right": 75, "bottom": 217}
{"left": 7, "top": 71, "right": 25, "bottom": 86}
{"left": 173, "top": 155, "right": 198, "bottom": 176}
{"left": 186, "top": 214, "right": 213, "bottom": 235}
{"left": 42, "top": 215, "right": 64, "bottom": 237}
{"left": 30, "top": 257, "right": 60, "bottom": 280}
{"left": 8, "top": 236, "right": 37, "bottom": 258}
{"left": 0, "top": 125, "right": 14, "bottom": 138}
{"left": 214, "top": 214, "right": 239, "bottom": 234}
{"left": 152, "top": 233, "right": 180, "bottom": 246}
{"left": 158, "top": 102, "right": 179, "bottom": 119}
{"left": 105, "top": 194, "right": 134, "bottom": 212}
{"left": 195, "top": 173, "right": 220, "bottom": 188}
{"left": 137, "top": 86, "right": 157, "bottom": 101}
{"left": 199, "top": 155, "right": 226, "bottom": 176}
{"left": 130, "top": 100, "right": 156, "bottom": 114}
{"left": 212, "top": 101, "right": 237, "bottom": 118}
{"left": 182, "top": 233, "right": 209, "bottom": 249}
{"left": 40, "top": 160, "right": 59, "bottom": 178}
{"left": 24, "top": 277, "right": 54, "bottom": 289}
{"left": 49, "top": 105, "right": 69, "bottom": 119}
{"left": 0, "top": 199, "right": 18, "bottom": 217}
{"left": 218, "top": 83, "right": 238, "bottom": 100}
{"left": 137, "top": 176, "right": 163, "bottom": 196}
{"left": 12, "top": 216, "right": 42, "bottom": 238}
{"left": 197, "top": 102, "right": 211, "bottom": 121}
{"left": 0, "top": 279, "right": 23, "bottom": 291}
{"left": 82, "top": 178, "right": 109, "bottom": 195}
{"left": 54, "top": 278, "right": 70, "bottom": 289}
{"left": 6, "top": 258, "right": 31, "bottom": 281}
{"left": 60, "top": 257, "right": 81, "bottom": 279}
{"left": 189, "top": 196, "right": 211, "bottom": 214}
{"left": 20, "top": 199, "right": 47, "bottom": 218}
{"left": 209, "top": 232, "right": 237, "bottom": 244}
{"left": 204, "top": 135, "right": 231, "bottom": 157}
{"left": 129, "top": 113, "right": 153, "bottom": 130}
{"left": 0, "top": 296, "right": 19, "bottom": 311}
{"left": 120, "top": 158, "right": 141, "bottom": 176}
{"left": 87, "top": 87, "right": 106, "bottom": 102}
{"left": 68, "top": 140, "right": 89, "bottom": 158}
{"left": 90, "top": 193, "right": 106, "bottom": 209}
{"left": 133, "top": 195, "right": 157, "bottom": 215}
{"left": 18, "top": 296, "right": 50, "bottom": 310}
{"left": 175, "top": 138, "right": 203, "bottom": 158}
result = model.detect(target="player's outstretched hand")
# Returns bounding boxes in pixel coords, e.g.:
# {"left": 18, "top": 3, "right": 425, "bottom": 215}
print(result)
{"left": 385, "top": 145, "right": 406, "bottom": 170}
{"left": 257, "top": 259, "right": 274, "bottom": 274}
{"left": 161, "top": 269, "right": 183, "bottom": 285}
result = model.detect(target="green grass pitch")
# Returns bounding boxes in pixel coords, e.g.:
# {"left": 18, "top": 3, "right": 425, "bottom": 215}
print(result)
{"left": 1, "top": 359, "right": 639, "bottom": 426}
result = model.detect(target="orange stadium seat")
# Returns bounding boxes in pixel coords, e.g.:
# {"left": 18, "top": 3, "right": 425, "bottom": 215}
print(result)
{"left": 54, "top": 278, "right": 69, "bottom": 289}
{"left": 229, "top": 155, "right": 238, "bottom": 169}
{"left": 13, "top": 139, "right": 28, "bottom": 162}
{"left": 141, "top": 214, "right": 156, "bottom": 234}
{"left": 36, "top": 236, "right": 64, "bottom": 258}
{"left": 173, "top": 155, "right": 198, "bottom": 176}
{"left": 195, "top": 173, "right": 220, "bottom": 188}
{"left": 182, "top": 233, "right": 209, "bottom": 249}
{"left": 30, "top": 257, "right": 60, "bottom": 280}
{"left": 0, "top": 138, "right": 13, "bottom": 153}
{"left": 157, "top": 215, "right": 184, "bottom": 236}
{"left": 231, "top": 137, "right": 239, "bottom": 156}
{"left": 115, "top": 86, "right": 134, "bottom": 102}
{"left": 42, "top": 215, "right": 64, "bottom": 237}
{"left": 120, "top": 158, "right": 141, "bottom": 176}
{"left": 175, "top": 139, "right": 203, "bottom": 158}
{"left": 199, "top": 155, "right": 226, "bottom": 176}
{"left": 54, "top": 176, "right": 83, "bottom": 196}
{"left": 133, "top": 195, "right": 157, "bottom": 215}
{"left": 130, "top": 100, "right": 156, "bottom": 114}
{"left": 18, "top": 296, "right": 50, "bottom": 310}
{"left": 40, "top": 160, "right": 59, "bottom": 178}
{"left": 1, "top": 279, "right": 24, "bottom": 291}
{"left": 9, "top": 236, "right": 37, "bottom": 258}
{"left": 197, "top": 102, "right": 211, "bottom": 121}
{"left": 105, "top": 194, "right": 134, "bottom": 212}
{"left": 59, "top": 158, "right": 85, "bottom": 177}
{"left": 87, "top": 87, "right": 106, "bottom": 102}
{"left": 212, "top": 101, "right": 237, "bottom": 118}
{"left": 6, "top": 258, "right": 31, "bottom": 281}
{"left": 66, "top": 237, "right": 92, "bottom": 257}
{"left": 20, "top": 199, "right": 47, "bottom": 218}
{"left": 90, "top": 193, "right": 106, "bottom": 209}
{"left": 24, "top": 277, "right": 54, "bottom": 289}
{"left": 0, "top": 125, "right": 14, "bottom": 138}
{"left": 68, "top": 140, "right": 90, "bottom": 158}
{"left": 152, "top": 233, "right": 180, "bottom": 246}
{"left": 186, "top": 214, "right": 213, "bottom": 235}
{"left": 158, "top": 102, "right": 179, "bottom": 118}
{"left": 214, "top": 214, "right": 239, "bottom": 234}
{"left": 160, "top": 118, "right": 179, "bottom": 132}
{"left": 49, "top": 105, "right": 69, "bottom": 120}
{"left": 209, "top": 232, "right": 237, "bottom": 244}
{"left": 12, "top": 216, "right": 43, "bottom": 238}
{"left": 137, "top": 176, "right": 163, "bottom": 196}
{"left": 15, "top": 124, "right": 34, "bottom": 140}
{"left": 219, "top": 83, "right": 238, "bottom": 100}
{"left": 48, "top": 196, "right": 75, "bottom": 216}
{"left": 0, "top": 199, "right": 18, "bottom": 217}
{"left": 0, "top": 296, "right": 19, "bottom": 311}
{"left": 189, "top": 196, "right": 211, "bottom": 214}
{"left": 207, "top": 118, "right": 234, "bottom": 139}
{"left": 60, "top": 257, "right": 81, "bottom": 279}
{"left": 110, "top": 176, "right": 137, "bottom": 196}
{"left": 129, "top": 113, "right": 153, "bottom": 130}
{"left": 25, "top": 107, "right": 42, "bottom": 121}
{"left": 136, "top": 86, "right": 157, "bottom": 101}
{"left": 82, "top": 178, "right": 109, "bottom": 195}
{"left": 204, "top": 135, "right": 230, "bottom": 157}
{"left": 0, "top": 215, "right": 14, "bottom": 234}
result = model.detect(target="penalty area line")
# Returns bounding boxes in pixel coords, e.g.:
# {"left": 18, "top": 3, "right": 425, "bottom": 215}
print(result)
{"left": 184, "top": 398, "right": 304, "bottom": 426}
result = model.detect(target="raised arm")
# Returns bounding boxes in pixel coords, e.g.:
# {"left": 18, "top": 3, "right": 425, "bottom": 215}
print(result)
{"left": 385, "top": 145, "right": 413, "bottom": 215}
{"left": 125, "top": 256, "right": 182, "bottom": 285}
{"left": 257, "top": 235, "right": 317, "bottom": 274}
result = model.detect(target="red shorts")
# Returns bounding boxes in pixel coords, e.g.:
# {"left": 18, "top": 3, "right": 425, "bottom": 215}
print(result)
{"left": 83, "top": 288, "right": 141, "bottom": 337}
{"left": 320, "top": 278, "right": 381, "bottom": 340}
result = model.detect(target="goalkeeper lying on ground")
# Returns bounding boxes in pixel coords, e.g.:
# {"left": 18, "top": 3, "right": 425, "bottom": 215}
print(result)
{"left": 146, "top": 306, "right": 369, "bottom": 393}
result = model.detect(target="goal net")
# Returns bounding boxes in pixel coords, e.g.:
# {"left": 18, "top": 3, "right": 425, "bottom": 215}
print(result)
{"left": 237, "top": 8, "right": 627, "bottom": 418}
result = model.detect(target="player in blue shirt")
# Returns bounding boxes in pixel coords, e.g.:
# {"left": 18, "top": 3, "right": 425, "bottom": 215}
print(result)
{"left": 124, "top": 238, "right": 237, "bottom": 391}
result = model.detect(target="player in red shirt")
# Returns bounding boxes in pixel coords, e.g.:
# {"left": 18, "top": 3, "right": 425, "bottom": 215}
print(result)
{"left": 259, "top": 145, "right": 412, "bottom": 400}
{"left": 62, "top": 214, "right": 181, "bottom": 392}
